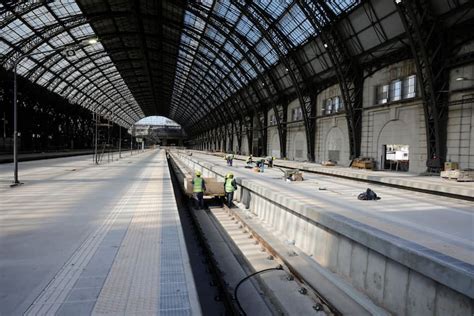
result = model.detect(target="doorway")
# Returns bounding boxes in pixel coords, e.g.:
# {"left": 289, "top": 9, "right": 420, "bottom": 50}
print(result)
{"left": 382, "top": 144, "right": 409, "bottom": 171}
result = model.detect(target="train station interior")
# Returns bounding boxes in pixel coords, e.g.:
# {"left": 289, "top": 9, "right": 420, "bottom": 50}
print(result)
{"left": 0, "top": 0, "right": 473, "bottom": 315}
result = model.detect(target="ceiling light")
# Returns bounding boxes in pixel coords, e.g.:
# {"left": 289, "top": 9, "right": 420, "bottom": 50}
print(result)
{"left": 82, "top": 38, "right": 99, "bottom": 46}
{"left": 323, "top": 43, "right": 328, "bottom": 48}
{"left": 456, "top": 77, "right": 467, "bottom": 81}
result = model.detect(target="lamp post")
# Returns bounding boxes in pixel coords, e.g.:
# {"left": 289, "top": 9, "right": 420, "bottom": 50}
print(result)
{"left": 11, "top": 38, "right": 98, "bottom": 186}
{"left": 130, "top": 125, "right": 134, "bottom": 156}
{"left": 94, "top": 107, "right": 99, "bottom": 165}
{"left": 119, "top": 122, "right": 122, "bottom": 159}
{"left": 2, "top": 112, "right": 7, "bottom": 139}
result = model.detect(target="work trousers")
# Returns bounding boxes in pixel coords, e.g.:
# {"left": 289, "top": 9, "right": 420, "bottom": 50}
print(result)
{"left": 225, "top": 191, "right": 234, "bottom": 208}
{"left": 194, "top": 192, "right": 204, "bottom": 209}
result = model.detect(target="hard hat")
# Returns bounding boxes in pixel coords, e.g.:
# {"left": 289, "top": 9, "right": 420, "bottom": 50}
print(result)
{"left": 226, "top": 172, "right": 233, "bottom": 178}
{"left": 195, "top": 170, "right": 202, "bottom": 176}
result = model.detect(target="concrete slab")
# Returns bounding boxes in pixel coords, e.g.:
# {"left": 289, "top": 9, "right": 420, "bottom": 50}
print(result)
{"left": 179, "top": 153, "right": 474, "bottom": 258}
{"left": 0, "top": 150, "right": 201, "bottom": 315}
{"left": 172, "top": 151, "right": 474, "bottom": 308}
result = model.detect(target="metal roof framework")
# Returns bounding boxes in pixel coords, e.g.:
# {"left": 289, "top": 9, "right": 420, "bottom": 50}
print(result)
{"left": 0, "top": 0, "right": 143, "bottom": 127}
{"left": 1, "top": 0, "right": 473, "bottom": 140}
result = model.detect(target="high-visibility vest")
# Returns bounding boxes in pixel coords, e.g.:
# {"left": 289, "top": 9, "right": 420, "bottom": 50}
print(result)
{"left": 225, "top": 178, "right": 235, "bottom": 193}
{"left": 193, "top": 177, "right": 203, "bottom": 193}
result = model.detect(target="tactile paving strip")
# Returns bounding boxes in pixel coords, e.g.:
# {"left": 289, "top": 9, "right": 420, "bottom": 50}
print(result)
{"left": 92, "top": 151, "right": 200, "bottom": 315}
{"left": 24, "top": 166, "right": 148, "bottom": 316}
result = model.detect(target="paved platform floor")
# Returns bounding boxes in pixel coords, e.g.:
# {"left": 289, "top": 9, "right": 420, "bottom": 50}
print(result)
{"left": 0, "top": 150, "right": 200, "bottom": 315}
{"left": 202, "top": 151, "right": 474, "bottom": 199}
{"left": 181, "top": 152, "right": 474, "bottom": 267}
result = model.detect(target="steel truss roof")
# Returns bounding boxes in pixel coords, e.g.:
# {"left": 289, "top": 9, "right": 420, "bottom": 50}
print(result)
{"left": 0, "top": 0, "right": 143, "bottom": 127}
{"left": 1, "top": 0, "right": 473, "bottom": 134}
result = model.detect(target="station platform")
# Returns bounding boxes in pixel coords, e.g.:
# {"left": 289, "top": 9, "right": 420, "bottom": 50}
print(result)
{"left": 0, "top": 150, "right": 201, "bottom": 315}
{"left": 0, "top": 150, "right": 95, "bottom": 164}
{"left": 1, "top": 148, "right": 472, "bottom": 315}
{"left": 173, "top": 151, "right": 474, "bottom": 314}
{"left": 202, "top": 151, "right": 474, "bottom": 200}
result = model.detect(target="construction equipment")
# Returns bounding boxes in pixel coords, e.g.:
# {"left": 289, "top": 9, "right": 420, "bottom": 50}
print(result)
{"left": 351, "top": 157, "right": 374, "bottom": 170}
{"left": 440, "top": 169, "right": 474, "bottom": 182}
{"left": 279, "top": 168, "right": 304, "bottom": 181}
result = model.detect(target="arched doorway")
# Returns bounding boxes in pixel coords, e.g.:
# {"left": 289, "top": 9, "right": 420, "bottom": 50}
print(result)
{"left": 241, "top": 135, "right": 249, "bottom": 155}
{"left": 325, "top": 127, "right": 344, "bottom": 164}
{"left": 270, "top": 132, "right": 280, "bottom": 158}
{"left": 293, "top": 132, "right": 306, "bottom": 161}
{"left": 377, "top": 120, "right": 412, "bottom": 171}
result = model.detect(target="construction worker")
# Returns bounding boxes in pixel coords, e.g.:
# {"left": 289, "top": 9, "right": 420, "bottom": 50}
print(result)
{"left": 229, "top": 153, "right": 234, "bottom": 166}
{"left": 224, "top": 172, "right": 237, "bottom": 208}
{"left": 192, "top": 170, "right": 206, "bottom": 209}
{"left": 256, "top": 158, "right": 265, "bottom": 172}
{"left": 225, "top": 153, "right": 234, "bottom": 166}
{"left": 246, "top": 154, "right": 253, "bottom": 166}
{"left": 266, "top": 156, "right": 274, "bottom": 168}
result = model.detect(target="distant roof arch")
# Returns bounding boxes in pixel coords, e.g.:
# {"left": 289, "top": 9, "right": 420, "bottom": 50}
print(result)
{"left": 135, "top": 116, "right": 181, "bottom": 127}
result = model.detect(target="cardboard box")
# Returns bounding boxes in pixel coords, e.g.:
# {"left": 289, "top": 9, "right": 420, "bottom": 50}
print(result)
{"left": 444, "top": 162, "right": 458, "bottom": 170}
{"left": 185, "top": 177, "right": 225, "bottom": 196}
{"left": 440, "top": 169, "right": 473, "bottom": 182}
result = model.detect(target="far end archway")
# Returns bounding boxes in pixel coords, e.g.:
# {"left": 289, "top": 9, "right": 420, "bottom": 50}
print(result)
{"left": 133, "top": 116, "right": 185, "bottom": 146}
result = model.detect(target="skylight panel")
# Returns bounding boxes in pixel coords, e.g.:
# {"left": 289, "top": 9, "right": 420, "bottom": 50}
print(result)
{"left": 327, "top": 0, "right": 360, "bottom": 15}
{"left": 256, "top": 0, "right": 289, "bottom": 17}
{"left": 53, "top": 80, "right": 67, "bottom": 92}
{"left": 236, "top": 16, "right": 252, "bottom": 36}
{"left": 16, "top": 57, "right": 37, "bottom": 75}
{"left": 49, "top": 0, "right": 82, "bottom": 18}
{"left": 3, "top": 19, "right": 33, "bottom": 44}
{"left": 256, "top": 38, "right": 278, "bottom": 65}
{"left": 48, "top": 33, "right": 74, "bottom": 48}
{"left": 37, "top": 70, "right": 54, "bottom": 86}
{"left": 23, "top": 6, "right": 55, "bottom": 29}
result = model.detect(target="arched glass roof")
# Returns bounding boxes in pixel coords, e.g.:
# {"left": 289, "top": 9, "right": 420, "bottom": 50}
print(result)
{"left": 0, "top": 0, "right": 143, "bottom": 127}
{"left": 5, "top": 0, "right": 468, "bottom": 135}
{"left": 169, "top": 0, "right": 360, "bottom": 128}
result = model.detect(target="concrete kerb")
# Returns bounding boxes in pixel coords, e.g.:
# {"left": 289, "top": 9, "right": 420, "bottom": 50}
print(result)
{"left": 240, "top": 179, "right": 474, "bottom": 299}
{"left": 174, "top": 152, "right": 474, "bottom": 301}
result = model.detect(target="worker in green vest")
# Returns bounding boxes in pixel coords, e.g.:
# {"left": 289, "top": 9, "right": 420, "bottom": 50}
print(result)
{"left": 192, "top": 170, "right": 206, "bottom": 209}
{"left": 224, "top": 172, "right": 237, "bottom": 208}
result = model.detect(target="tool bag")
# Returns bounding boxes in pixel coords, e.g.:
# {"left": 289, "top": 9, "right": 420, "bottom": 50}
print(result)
{"left": 358, "top": 188, "right": 381, "bottom": 200}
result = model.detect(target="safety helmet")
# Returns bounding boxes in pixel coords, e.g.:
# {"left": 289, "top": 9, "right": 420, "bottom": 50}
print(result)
{"left": 226, "top": 172, "right": 234, "bottom": 178}
{"left": 195, "top": 170, "right": 202, "bottom": 176}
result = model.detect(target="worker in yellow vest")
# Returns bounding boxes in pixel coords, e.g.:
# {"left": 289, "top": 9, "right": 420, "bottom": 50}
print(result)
{"left": 192, "top": 170, "right": 206, "bottom": 209}
{"left": 224, "top": 172, "right": 237, "bottom": 208}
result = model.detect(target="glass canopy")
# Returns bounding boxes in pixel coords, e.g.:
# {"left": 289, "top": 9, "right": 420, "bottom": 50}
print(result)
{"left": 169, "top": 0, "right": 360, "bottom": 126}
{"left": 0, "top": 0, "right": 144, "bottom": 127}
